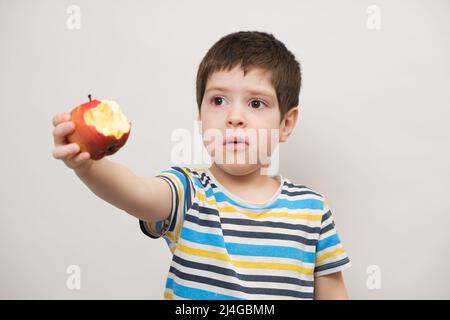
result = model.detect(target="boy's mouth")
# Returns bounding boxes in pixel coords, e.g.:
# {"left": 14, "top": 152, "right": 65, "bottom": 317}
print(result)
{"left": 223, "top": 136, "right": 249, "bottom": 146}
{"left": 223, "top": 136, "right": 249, "bottom": 151}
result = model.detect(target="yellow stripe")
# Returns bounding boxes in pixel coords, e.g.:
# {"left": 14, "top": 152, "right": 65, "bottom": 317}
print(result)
{"left": 316, "top": 248, "right": 345, "bottom": 264}
{"left": 196, "top": 190, "right": 321, "bottom": 221}
{"left": 144, "top": 219, "right": 175, "bottom": 244}
{"left": 164, "top": 291, "right": 173, "bottom": 299}
{"left": 177, "top": 243, "right": 314, "bottom": 276}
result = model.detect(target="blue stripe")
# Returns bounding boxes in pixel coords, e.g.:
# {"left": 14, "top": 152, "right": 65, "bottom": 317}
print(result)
{"left": 166, "top": 278, "right": 244, "bottom": 300}
{"left": 181, "top": 227, "right": 226, "bottom": 248}
{"left": 317, "top": 233, "right": 341, "bottom": 252}
{"left": 180, "top": 227, "right": 315, "bottom": 263}
{"left": 226, "top": 242, "right": 315, "bottom": 263}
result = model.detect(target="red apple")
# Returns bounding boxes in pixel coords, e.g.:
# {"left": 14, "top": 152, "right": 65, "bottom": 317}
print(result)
{"left": 67, "top": 95, "right": 131, "bottom": 160}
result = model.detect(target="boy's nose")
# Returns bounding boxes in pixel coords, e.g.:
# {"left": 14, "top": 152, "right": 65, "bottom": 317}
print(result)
{"left": 227, "top": 117, "right": 245, "bottom": 128}
{"left": 226, "top": 105, "right": 246, "bottom": 128}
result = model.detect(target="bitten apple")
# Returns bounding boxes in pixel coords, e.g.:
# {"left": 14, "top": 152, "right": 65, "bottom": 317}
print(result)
{"left": 67, "top": 95, "right": 131, "bottom": 160}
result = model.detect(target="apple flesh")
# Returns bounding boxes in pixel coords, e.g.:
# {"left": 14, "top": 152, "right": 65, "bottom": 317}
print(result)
{"left": 67, "top": 97, "right": 131, "bottom": 160}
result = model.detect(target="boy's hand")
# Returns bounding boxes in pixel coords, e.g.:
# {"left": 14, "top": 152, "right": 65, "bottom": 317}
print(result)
{"left": 52, "top": 112, "right": 93, "bottom": 173}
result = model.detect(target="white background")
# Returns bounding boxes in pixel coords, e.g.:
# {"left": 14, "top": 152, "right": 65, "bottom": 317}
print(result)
{"left": 1, "top": 0, "right": 449, "bottom": 299}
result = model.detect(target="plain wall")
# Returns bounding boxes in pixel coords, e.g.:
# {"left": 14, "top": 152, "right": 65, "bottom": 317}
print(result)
{"left": 1, "top": 0, "right": 449, "bottom": 299}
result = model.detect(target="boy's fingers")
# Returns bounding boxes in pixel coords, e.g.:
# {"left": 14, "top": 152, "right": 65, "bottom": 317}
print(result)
{"left": 72, "top": 152, "right": 90, "bottom": 163}
{"left": 52, "top": 112, "right": 71, "bottom": 127}
{"left": 65, "top": 152, "right": 91, "bottom": 170}
{"left": 53, "top": 121, "right": 75, "bottom": 146}
{"left": 52, "top": 143, "right": 80, "bottom": 160}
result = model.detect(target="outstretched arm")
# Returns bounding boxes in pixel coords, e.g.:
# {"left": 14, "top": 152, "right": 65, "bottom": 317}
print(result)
{"left": 314, "top": 272, "right": 349, "bottom": 300}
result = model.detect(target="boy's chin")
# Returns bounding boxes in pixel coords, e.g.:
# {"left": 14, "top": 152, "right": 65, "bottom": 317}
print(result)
{"left": 214, "top": 162, "right": 262, "bottom": 176}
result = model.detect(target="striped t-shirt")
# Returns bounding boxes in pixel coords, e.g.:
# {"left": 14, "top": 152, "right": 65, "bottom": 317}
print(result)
{"left": 139, "top": 166, "right": 351, "bottom": 300}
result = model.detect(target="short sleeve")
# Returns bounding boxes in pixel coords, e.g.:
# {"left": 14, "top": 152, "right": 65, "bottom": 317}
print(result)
{"left": 139, "top": 166, "right": 195, "bottom": 254}
{"left": 314, "top": 197, "right": 352, "bottom": 277}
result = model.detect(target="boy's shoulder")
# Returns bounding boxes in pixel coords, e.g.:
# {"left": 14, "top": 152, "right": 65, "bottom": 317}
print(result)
{"left": 174, "top": 166, "right": 328, "bottom": 209}
{"left": 281, "top": 175, "right": 328, "bottom": 210}
{"left": 282, "top": 175, "right": 324, "bottom": 198}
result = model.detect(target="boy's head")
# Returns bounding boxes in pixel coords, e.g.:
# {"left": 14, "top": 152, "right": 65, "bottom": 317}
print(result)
{"left": 195, "top": 31, "right": 301, "bottom": 175}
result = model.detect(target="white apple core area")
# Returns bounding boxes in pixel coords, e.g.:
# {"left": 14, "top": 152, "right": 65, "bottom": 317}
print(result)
{"left": 84, "top": 100, "right": 131, "bottom": 139}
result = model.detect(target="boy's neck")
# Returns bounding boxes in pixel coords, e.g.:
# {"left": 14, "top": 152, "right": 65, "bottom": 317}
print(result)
{"left": 208, "top": 163, "right": 280, "bottom": 203}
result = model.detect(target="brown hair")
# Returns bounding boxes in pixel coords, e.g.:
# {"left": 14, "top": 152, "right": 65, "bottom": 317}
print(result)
{"left": 196, "top": 31, "right": 301, "bottom": 122}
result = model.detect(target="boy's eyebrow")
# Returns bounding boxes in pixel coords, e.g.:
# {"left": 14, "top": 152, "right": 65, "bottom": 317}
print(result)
{"left": 205, "top": 86, "right": 276, "bottom": 99}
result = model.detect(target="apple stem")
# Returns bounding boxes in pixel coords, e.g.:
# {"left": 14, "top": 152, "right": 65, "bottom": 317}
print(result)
{"left": 88, "top": 94, "right": 92, "bottom": 102}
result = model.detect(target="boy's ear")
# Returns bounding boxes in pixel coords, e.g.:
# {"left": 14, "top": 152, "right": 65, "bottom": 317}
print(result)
{"left": 279, "top": 106, "right": 299, "bottom": 143}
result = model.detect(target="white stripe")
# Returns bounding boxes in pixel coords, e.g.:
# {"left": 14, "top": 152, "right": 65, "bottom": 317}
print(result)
{"left": 314, "top": 261, "right": 352, "bottom": 277}
{"left": 318, "top": 227, "right": 337, "bottom": 240}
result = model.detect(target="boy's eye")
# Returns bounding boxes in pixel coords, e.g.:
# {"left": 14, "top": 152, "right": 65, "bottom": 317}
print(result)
{"left": 212, "top": 96, "right": 224, "bottom": 106}
{"left": 250, "top": 100, "right": 266, "bottom": 109}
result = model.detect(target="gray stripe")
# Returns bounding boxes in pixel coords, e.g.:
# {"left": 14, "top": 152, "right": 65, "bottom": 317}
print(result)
{"left": 321, "top": 210, "right": 332, "bottom": 224}
{"left": 157, "top": 175, "right": 179, "bottom": 234}
{"left": 221, "top": 217, "right": 320, "bottom": 234}
{"left": 190, "top": 202, "right": 220, "bottom": 216}
{"left": 281, "top": 189, "right": 323, "bottom": 197}
{"left": 320, "top": 221, "right": 335, "bottom": 235}
{"left": 222, "top": 229, "right": 318, "bottom": 246}
{"left": 185, "top": 212, "right": 221, "bottom": 229}
{"left": 314, "top": 257, "right": 350, "bottom": 273}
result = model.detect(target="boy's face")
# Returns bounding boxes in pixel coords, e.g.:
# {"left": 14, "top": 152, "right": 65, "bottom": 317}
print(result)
{"left": 198, "top": 65, "right": 298, "bottom": 176}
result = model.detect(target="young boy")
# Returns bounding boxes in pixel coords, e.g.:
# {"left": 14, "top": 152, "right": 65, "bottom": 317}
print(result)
{"left": 52, "top": 31, "right": 351, "bottom": 300}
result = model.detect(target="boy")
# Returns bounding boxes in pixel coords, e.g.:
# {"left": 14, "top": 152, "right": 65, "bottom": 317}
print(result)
{"left": 52, "top": 31, "right": 351, "bottom": 300}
